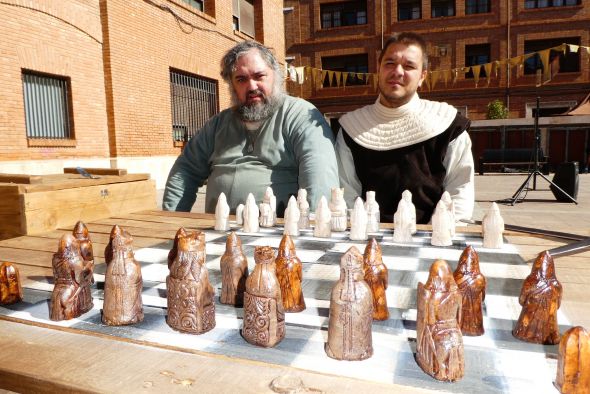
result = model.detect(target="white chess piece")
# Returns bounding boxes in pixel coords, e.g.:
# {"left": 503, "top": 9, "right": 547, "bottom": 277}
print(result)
{"left": 483, "top": 202, "right": 504, "bottom": 249}
{"left": 431, "top": 200, "right": 452, "bottom": 246}
{"left": 297, "top": 188, "right": 310, "bottom": 229}
{"left": 401, "top": 190, "right": 417, "bottom": 234}
{"left": 243, "top": 193, "right": 259, "bottom": 233}
{"left": 214, "top": 192, "right": 230, "bottom": 231}
{"left": 440, "top": 191, "right": 456, "bottom": 236}
{"left": 283, "top": 196, "right": 300, "bottom": 236}
{"left": 364, "top": 191, "right": 380, "bottom": 233}
{"left": 235, "top": 204, "right": 244, "bottom": 225}
{"left": 329, "top": 187, "right": 347, "bottom": 232}
{"left": 259, "top": 201, "right": 273, "bottom": 227}
{"left": 349, "top": 197, "right": 368, "bottom": 241}
{"left": 314, "top": 196, "right": 332, "bottom": 238}
{"left": 393, "top": 199, "right": 413, "bottom": 243}
{"left": 261, "top": 186, "right": 277, "bottom": 226}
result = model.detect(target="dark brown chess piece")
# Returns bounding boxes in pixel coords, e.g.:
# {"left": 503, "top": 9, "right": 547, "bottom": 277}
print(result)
{"left": 275, "top": 234, "right": 306, "bottom": 313}
{"left": 219, "top": 232, "right": 249, "bottom": 307}
{"left": 325, "top": 246, "right": 373, "bottom": 361}
{"left": 363, "top": 238, "right": 389, "bottom": 321}
{"left": 0, "top": 262, "right": 23, "bottom": 305}
{"left": 72, "top": 221, "right": 94, "bottom": 314}
{"left": 555, "top": 326, "right": 590, "bottom": 394}
{"left": 167, "top": 229, "right": 215, "bottom": 334}
{"left": 513, "top": 251, "right": 562, "bottom": 344}
{"left": 242, "top": 246, "right": 285, "bottom": 347}
{"left": 102, "top": 225, "right": 144, "bottom": 326}
{"left": 50, "top": 234, "right": 93, "bottom": 321}
{"left": 453, "top": 245, "right": 486, "bottom": 336}
{"left": 168, "top": 227, "right": 188, "bottom": 269}
{"left": 416, "top": 259, "right": 465, "bottom": 382}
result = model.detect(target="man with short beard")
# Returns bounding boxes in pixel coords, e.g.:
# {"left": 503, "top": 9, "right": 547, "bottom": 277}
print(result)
{"left": 336, "top": 32, "right": 474, "bottom": 224}
{"left": 163, "top": 41, "right": 339, "bottom": 216}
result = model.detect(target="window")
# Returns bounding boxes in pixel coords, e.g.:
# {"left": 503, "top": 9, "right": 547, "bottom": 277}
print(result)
{"left": 524, "top": 37, "right": 580, "bottom": 75}
{"left": 22, "top": 71, "right": 72, "bottom": 139}
{"left": 465, "top": 0, "right": 490, "bottom": 14}
{"left": 525, "top": 0, "right": 579, "bottom": 9}
{"left": 170, "top": 69, "right": 218, "bottom": 142}
{"left": 233, "top": 0, "right": 254, "bottom": 37}
{"left": 465, "top": 44, "right": 491, "bottom": 78}
{"left": 398, "top": 0, "right": 421, "bottom": 20}
{"left": 320, "top": 1, "right": 367, "bottom": 29}
{"left": 431, "top": 0, "right": 455, "bottom": 17}
{"left": 180, "top": 0, "right": 203, "bottom": 12}
{"left": 321, "top": 54, "right": 369, "bottom": 87}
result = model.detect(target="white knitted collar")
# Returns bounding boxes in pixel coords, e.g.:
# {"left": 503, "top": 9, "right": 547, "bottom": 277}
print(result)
{"left": 339, "top": 94, "right": 458, "bottom": 151}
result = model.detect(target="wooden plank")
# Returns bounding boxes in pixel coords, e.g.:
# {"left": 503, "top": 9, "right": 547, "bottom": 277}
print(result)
{"left": 18, "top": 174, "right": 151, "bottom": 193}
{"left": 63, "top": 167, "right": 128, "bottom": 176}
{"left": 0, "top": 174, "right": 43, "bottom": 184}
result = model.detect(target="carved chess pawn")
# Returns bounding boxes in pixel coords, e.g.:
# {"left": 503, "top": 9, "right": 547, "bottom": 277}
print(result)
{"left": 364, "top": 191, "right": 380, "bottom": 233}
{"left": 329, "top": 187, "right": 347, "bottom": 232}
{"left": 50, "top": 234, "right": 93, "bottom": 321}
{"left": 401, "top": 190, "right": 417, "bottom": 234}
{"left": 236, "top": 203, "right": 245, "bottom": 225}
{"left": 513, "top": 251, "right": 562, "bottom": 344}
{"left": 440, "top": 191, "right": 456, "bottom": 236}
{"left": 275, "top": 235, "right": 305, "bottom": 313}
{"left": 555, "top": 326, "right": 590, "bottom": 394}
{"left": 393, "top": 198, "right": 413, "bottom": 243}
{"left": 0, "top": 262, "right": 23, "bottom": 305}
{"left": 242, "top": 246, "right": 285, "bottom": 347}
{"left": 416, "top": 260, "right": 465, "bottom": 382}
{"left": 325, "top": 246, "right": 373, "bottom": 361}
{"left": 243, "top": 193, "right": 260, "bottom": 233}
{"left": 482, "top": 202, "right": 504, "bottom": 249}
{"left": 297, "top": 188, "right": 310, "bottom": 229}
{"left": 102, "top": 225, "right": 144, "bottom": 326}
{"left": 363, "top": 239, "right": 389, "bottom": 321}
{"left": 72, "top": 221, "right": 94, "bottom": 313}
{"left": 349, "top": 197, "right": 368, "bottom": 241}
{"left": 431, "top": 201, "right": 453, "bottom": 247}
{"left": 453, "top": 246, "right": 486, "bottom": 336}
{"left": 283, "top": 196, "right": 300, "bottom": 236}
{"left": 215, "top": 192, "right": 230, "bottom": 231}
{"left": 167, "top": 230, "right": 215, "bottom": 334}
{"left": 313, "top": 196, "right": 331, "bottom": 238}
{"left": 168, "top": 227, "right": 188, "bottom": 269}
{"left": 219, "top": 232, "right": 249, "bottom": 307}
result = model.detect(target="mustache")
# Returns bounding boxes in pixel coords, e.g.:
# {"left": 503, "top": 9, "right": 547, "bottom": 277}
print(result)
{"left": 246, "top": 89, "right": 266, "bottom": 99}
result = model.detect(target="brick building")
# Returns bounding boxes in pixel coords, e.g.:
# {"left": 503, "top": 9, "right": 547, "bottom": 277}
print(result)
{"left": 0, "top": 0, "right": 285, "bottom": 187}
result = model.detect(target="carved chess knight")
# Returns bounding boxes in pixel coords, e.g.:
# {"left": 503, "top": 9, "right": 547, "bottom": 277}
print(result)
{"left": 329, "top": 187, "right": 347, "bottom": 232}
{"left": 167, "top": 229, "right": 215, "bottom": 334}
{"left": 242, "top": 246, "right": 285, "bottom": 347}
{"left": 555, "top": 326, "right": 590, "bottom": 394}
{"left": 72, "top": 221, "right": 94, "bottom": 314}
{"left": 219, "top": 232, "right": 249, "bottom": 307}
{"left": 275, "top": 235, "right": 306, "bottom": 313}
{"left": 325, "top": 246, "right": 373, "bottom": 361}
{"left": 363, "top": 239, "right": 389, "bottom": 321}
{"left": 453, "top": 246, "right": 486, "bottom": 336}
{"left": 0, "top": 262, "right": 23, "bottom": 305}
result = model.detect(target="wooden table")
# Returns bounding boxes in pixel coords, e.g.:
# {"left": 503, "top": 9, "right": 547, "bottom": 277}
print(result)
{"left": 0, "top": 210, "right": 588, "bottom": 393}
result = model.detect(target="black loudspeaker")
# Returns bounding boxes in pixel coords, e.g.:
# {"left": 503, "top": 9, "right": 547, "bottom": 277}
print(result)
{"left": 550, "top": 161, "right": 579, "bottom": 202}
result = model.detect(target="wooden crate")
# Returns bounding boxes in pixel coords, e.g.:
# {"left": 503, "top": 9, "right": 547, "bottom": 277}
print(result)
{"left": 0, "top": 172, "right": 156, "bottom": 239}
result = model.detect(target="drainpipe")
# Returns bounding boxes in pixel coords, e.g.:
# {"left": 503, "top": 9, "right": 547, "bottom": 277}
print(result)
{"left": 506, "top": 0, "right": 511, "bottom": 113}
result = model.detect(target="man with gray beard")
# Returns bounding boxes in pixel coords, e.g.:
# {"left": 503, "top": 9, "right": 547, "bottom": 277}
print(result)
{"left": 163, "top": 41, "right": 339, "bottom": 216}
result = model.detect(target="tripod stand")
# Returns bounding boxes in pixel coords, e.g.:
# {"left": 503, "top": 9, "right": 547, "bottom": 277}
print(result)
{"left": 508, "top": 97, "right": 578, "bottom": 205}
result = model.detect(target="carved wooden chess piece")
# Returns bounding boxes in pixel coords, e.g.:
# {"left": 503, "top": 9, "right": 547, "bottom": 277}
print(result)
{"left": 363, "top": 239, "right": 389, "bottom": 321}
{"left": 72, "top": 221, "right": 94, "bottom": 314}
{"left": 416, "top": 259, "right": 465, "bottom": 382}
{"left": 329, "top": 187, "right": 347, "bottom": 232}
{"left": 431, "top": 201, "right": 453, "bottom": 247}
{"left": 102, "top": 225, "right": 144, "bottom": 326}
{"left": 167, "top": 229, "right": 215, "bottom": 334}
{"left": 482, "top": 202, "right": 504, "bottom": 249}
{"left": 402, "top": 190, "right": 417, "bottom": 234}
{"left": 349, "top": 197, "right": 368, "bottom": 241}
{"left": 219, "top": 232, "right": 249, "bottom": 307}
{"left": 0, "top": 262, "right": 23, "bottom": 305}
{"left": 50, "top": 234, "right": 93, "bottom": 321}
{"left": 555, "top": 326, "right": 590, "bottom": 394}
{"left": 453, "top": 245, "right": 486, "bottom": 336}
{"left": 513, "top": 250, "right": 562, "bottom": 344}
{"left": 283, "top": 196, "right": 300, "bottom": 236}
{"left": 243, "top": 193, "right": 260, "bottom": 233}
{"left": 242, "top": 246, "right": 285, "bottom": 347}
{"left": 364, "top": 191, "right": 380, "bottom": 233}
{"left": 297, "top": 188, "right": 310, "bottom": 229}
{"left": 215, "top": 192, "right": 230, "bottom": 231}
{"left": 168, "top": 227, "right": 188, "bottom": 269}
{"left": 325, "top": 246, "right": 373, "bottom": 361}
{"left": 275, "top": 235, "right": 305, "bottom": 313}
{"left": 313, "top": 196, "right": 331, "bottom": 238}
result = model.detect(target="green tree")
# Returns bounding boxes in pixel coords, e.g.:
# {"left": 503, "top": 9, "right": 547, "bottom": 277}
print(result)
{"left": 486, "top": 99, "right": 509, "bottom": 119}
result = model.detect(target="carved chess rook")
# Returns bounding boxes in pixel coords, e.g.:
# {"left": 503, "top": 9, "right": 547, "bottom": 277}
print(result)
{"left": 102, "top": 225, "right": 144, "bottom": 326}
{"left": 363, "top": 239, "right": 389, "bottom": 321}
{"left": 283, "top": 196, "right": 300, "bottom": 236}
{"left": 314, "top": 196, "right": 332, "bottom": 238}
{"left": 275, "top": 235, "right": 306, "bottom": 313}
{"left": 236, "top": 203, "right": 244, "bottom": 225}
{"left": 401, "top": 190, "right": 417, "bottom": 234}
{"left": 349, "top": 197, "right": 368, "bottom": 241}
{"left": 482, "top": 202, "right": 504, "bottom": 249}
{"left": 215, "top": 192, "right": 230, "bottom": 231}
{"left": 513, "top": 251, "right": 562, "bottom": 344}
{"left": 243, "top": 193, "right": 260, "bottom": 233}
{"left": 416, "top": 259, "right": 465, "bottom": 382}
{"left": 72, "top": 221, "right": 94, "bottom": 313}
{"left": 219, "top": 232, "right": 249, "bottom": 307}
{"left": 431, "top": 200, "right": 453, "bottom": 247}
{"left": 167, "top": 229, "right": 215, "bottom": 334}
{"left": 364, "top": 191, "right": 380, "bottom": 233}
{"left": 453, "top": 246, "right": 486, "bottom": 336}
{"left": 0, "top": 262, "right": 23, "bottom": 305}
{"left": 325, "top": 246, "right": 373, "bottom": 361}
{"left": 329, "top": 187, "right": 347, "bottom": 232}
{"left": 242, "top": 246, "right": 285, "bottom": 347}
{"left": 297, "top": 188, "right": 310, "bottom": 229}
{"left": 555, "top": 326, "right": 590, "bottom": 394}
{"left": 393, "top": 197, "right": 413, "bottom": 243}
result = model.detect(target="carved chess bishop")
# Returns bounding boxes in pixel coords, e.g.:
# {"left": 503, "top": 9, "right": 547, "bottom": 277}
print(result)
{"left": 275, "top": 235, "right": 306, "bottom": 313}
{"left": 349, "top": 197, "right": 368, "bottom": 241}
{"left": 0, "top": 262, "right": 23, "bottom": 305}
{"left": 219, "top": 232, "right": 249, "bottom": 307}
{"left": 363, "top": 239, "right": 389, "bottom": 321}
{"left": 453, "top": 246, "right": 486, "bottom": 336}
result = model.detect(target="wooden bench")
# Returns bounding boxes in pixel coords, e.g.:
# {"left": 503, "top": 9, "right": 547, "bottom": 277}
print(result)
{"left": 478, "top": 148, "right": 549, "bottom": 175}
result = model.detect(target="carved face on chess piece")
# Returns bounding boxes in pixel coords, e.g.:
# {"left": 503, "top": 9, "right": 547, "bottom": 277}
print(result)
{"left": 416, "top": 259, "right": 465, "bottom": 382}
{"left": 168, "top": 227, "right": 188, "bottom": 269}
{"left": 73, "top": 221, "right": 94, "bottom": 264}
{"left": 220, "top": 232, "right": 249, "bottom": 307}
{"left": 275, "top": 235, "right": 306, "bottom": 313}
{"left": 453, "top": 246, "right": 486, "bottom": 336}
{"left": 0, "top": 262, "right": 23, "bottom": 305}
{"left": 325, "top": 246, "right": 373, "bottom": 361}
{"left": 329, "top": 188, "right": 347, "bottom": 232}
{"left": 555, "top": 326, "right": 590, "bottom": 393}
{"left": 513, "top": 251, "right": 562, "bottom": 344}
{"left": 363, "top": 239, "right": 389, "bottom": 321}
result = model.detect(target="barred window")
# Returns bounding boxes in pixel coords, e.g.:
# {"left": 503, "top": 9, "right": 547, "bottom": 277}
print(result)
{"left": 22, "top": 71, "right": 72, "bottom": 139}
{"left": 525, "top": 0, "right": 579, "bottom": 8}
{"left": 320, "top": 1, "right": 367, "bottom": 29}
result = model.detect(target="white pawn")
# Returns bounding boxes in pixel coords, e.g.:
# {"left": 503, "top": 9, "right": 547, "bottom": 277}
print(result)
{"left": 329, "top": 187, "right": 347, "bottom": 232}
{"left": 214, "top": 192, "right": 230, "bottom": 231}
{"left": 482, "top": 202, "right": 504, "bottom": 249}
{"left": 235, "top": 203, "right": 244, "bottom": 225}
{"left": 431, "top": 200, "right": 452, "bottom": 247}
{"left": 283, "top": 196, "right": 300, "bottom": 236}
{"left": 440, "top": 191, "right": 456, "bottom": 236}
{"left": 297, "top": 188, "right": 310, "bottom": 229}
{"left": 349, "top": 197, "right": 368, "bottom": 241}
{"left": 314, "top": 196, "right": 332, "bottom": 238}
{"left": 393, "top": 199, "right": 413, "bottom": 243}
{"left": 243, "top": 193, "right": 259, "bottom": 233}
{"left": 364, "top": 191, "right": 380, "bottom": 233}
{"left": 401, "top": 190, "right": 417, "bottom": 234}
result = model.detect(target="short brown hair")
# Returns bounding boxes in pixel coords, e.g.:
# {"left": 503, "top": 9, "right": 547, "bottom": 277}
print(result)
{"left": 379, "top": 32, "right": 428, "bottom": 70}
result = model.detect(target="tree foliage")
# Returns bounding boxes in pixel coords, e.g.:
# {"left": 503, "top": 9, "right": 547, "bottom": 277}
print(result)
{"left": 486, "top": 99, "right": 509, "bottom": 119}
